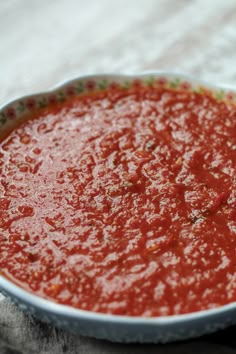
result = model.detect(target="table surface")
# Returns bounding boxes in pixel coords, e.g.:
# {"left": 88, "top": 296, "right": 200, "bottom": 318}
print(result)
{"left": 1, "top": 0, "right": 236, "bottom": 353}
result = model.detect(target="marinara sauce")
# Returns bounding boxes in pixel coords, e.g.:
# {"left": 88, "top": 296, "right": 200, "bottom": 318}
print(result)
{"left": 0, "top": 84, "right": 236, "bottom": 316}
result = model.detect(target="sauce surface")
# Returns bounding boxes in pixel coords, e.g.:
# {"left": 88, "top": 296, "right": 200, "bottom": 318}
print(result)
{"left": 0, "top": 84, "right": 236, "bottom": 316}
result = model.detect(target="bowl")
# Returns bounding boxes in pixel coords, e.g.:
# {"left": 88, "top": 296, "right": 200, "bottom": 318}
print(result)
{"left": 0, "top": 72, "right": 236, "bottom": 343}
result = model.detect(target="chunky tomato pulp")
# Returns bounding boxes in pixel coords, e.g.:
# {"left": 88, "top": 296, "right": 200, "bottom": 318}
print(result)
{"left": 0, "top": 85, "right": 236, "bottom": 316}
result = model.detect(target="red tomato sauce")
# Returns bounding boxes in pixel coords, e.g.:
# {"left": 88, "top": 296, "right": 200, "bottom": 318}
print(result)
{"left": 0, "top": 85, "right": 236, "bottom": 316}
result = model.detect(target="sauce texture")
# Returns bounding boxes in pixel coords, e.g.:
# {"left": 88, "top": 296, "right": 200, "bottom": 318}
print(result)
{"left": 0, "top": 84, "right": 236, "bottom": 316}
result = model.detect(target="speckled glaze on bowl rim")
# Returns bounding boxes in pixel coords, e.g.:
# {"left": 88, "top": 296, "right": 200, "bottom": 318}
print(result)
{"left": 0, "top": 71, "right": 236, "bottom": 343}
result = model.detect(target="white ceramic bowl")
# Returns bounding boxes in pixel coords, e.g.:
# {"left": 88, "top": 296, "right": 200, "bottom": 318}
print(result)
{"left": 0, "top": 72, "right": 236, "bottom": 343}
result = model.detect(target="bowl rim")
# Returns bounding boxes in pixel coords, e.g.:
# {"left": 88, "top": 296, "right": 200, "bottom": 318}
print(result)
{"left": 1, "top": 70, "right": 236, "bottom": 112}
{"left": 0, "top": 275, "right": 236, "bottom": 325}
{"left": 1, "top": 70, "right": 236, "bottom": 325}
{"left": 1, "top": 275, "right": 236, "bottom": 325}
